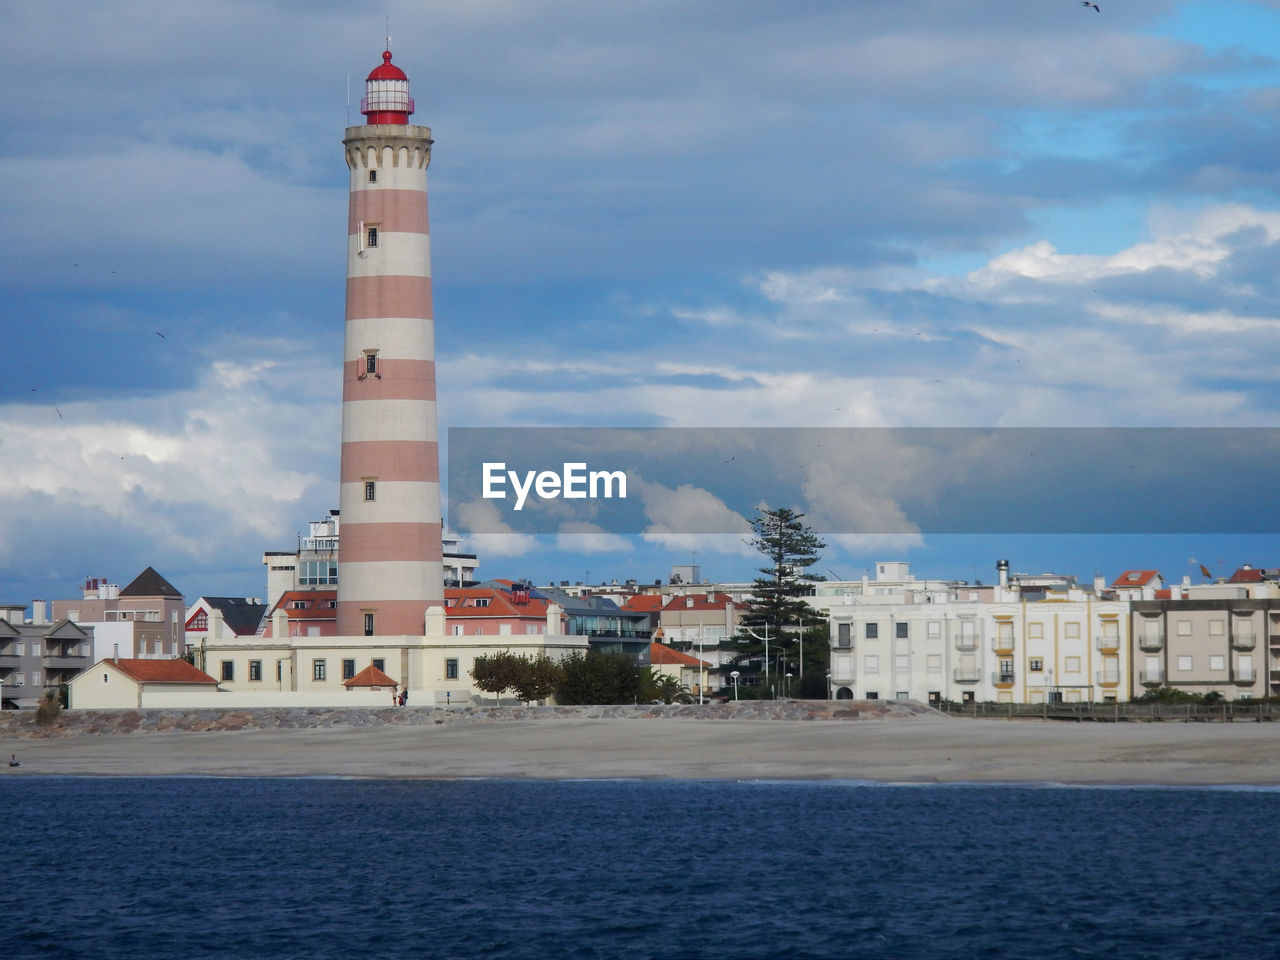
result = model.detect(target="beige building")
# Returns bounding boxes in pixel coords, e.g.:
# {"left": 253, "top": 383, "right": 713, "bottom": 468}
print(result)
{"left": 52, "top": 568, "right": 186, "bottom": 661}
{"left": 68, "top": 658, "right": 220, "bottom": 709}
{"left": 1130, "top": 598, "right": 1274, "bottom": 700}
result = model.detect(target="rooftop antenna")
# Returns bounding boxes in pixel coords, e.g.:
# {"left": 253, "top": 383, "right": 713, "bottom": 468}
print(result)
{"left": 345, "top": 73, "right": 350, "bottom": 126}
{"left": 385, "top": 16, "right": 391, "bottom": 52}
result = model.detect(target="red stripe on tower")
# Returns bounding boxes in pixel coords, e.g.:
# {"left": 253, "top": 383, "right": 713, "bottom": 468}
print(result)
{"left": 337, "top": 48, "right": 443, "bottom": 637}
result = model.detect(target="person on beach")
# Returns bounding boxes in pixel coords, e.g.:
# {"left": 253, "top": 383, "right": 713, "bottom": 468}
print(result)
{"left": 8, "top": 754, "right": 19, "bottom": 767}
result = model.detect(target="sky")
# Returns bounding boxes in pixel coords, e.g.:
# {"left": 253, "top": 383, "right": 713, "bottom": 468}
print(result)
{"left": 2, "top": 0, "right": 1279, "bottom": 608}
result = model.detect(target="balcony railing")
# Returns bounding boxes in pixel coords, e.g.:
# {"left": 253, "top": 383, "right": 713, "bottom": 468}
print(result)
{"left": 1095, "top": 671, "right": 1122, "bottom": 686}
{"left": 43, "top": 656, "right": 89, "bottom": 670}
{"left": 1138, "top": 634, "right": 1164, "bottom": 652}
{"left": 1139, "top": 669, "right": 1164, "bottom": 685}
{"left": 953, "top": 668, "right": 981, "bottom": 683}
{"left": 954, "top": 636, "right": 978, "bottom": 651}
{"left": 1234, "top": 669, "right": 1256, "bottom": 685}
{"left": 0, "top": 654, "right": 21, "bottom": 668}
{"left": 992, "top": 672, "right": 1016, "bottom": 686}
{"left": 1232, "top": 634, "right": 1256, "bottom": 651}
{"left": 1096, "top": 635, "right": 1121, "bottom": 652}
{"left": 992, "top": 636, "right": 1015, "bottom": 654}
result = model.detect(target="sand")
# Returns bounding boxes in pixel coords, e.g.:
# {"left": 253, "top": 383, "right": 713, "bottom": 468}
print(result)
{"left": 6, "top": 716, "right": 1280, "bottom": 785}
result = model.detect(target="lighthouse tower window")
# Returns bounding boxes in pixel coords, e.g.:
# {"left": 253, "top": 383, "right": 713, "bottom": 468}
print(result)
{"left": 365, "top": 352, "right": 378, "bottom": 376}
{"left": 364, "top": 480, "right": 376, "bottom": 501}
{"left": 366, "top": 226, "right": 379, "bottom": 248}
{"left": 368, "top": 170, "right": 377, "bottom": 183}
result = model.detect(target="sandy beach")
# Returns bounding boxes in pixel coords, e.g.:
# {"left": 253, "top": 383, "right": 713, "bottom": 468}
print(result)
{"left": 6, "top": 715, "right": 1280, "bottom": 785}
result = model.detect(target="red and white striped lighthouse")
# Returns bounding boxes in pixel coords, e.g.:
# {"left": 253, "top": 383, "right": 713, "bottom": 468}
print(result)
{"left": 336, "top": 48, "right": 443, "bottom": 637}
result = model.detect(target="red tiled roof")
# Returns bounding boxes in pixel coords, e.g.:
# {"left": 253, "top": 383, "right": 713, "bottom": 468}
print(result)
{"left": 107, "top": 659, "right": 218, "bottom": 684}
{"left": 621, "top": 595, "right": 665, "bottom": 612}
{"left": 270, "top": 590, "right": 338, "bottom": 619}
{"left": 445, "top": 587, "right": 552, "bottom": 618}
{"left": 662, "top": 592, "right": 739, "bottom": 612}
{"left": 1113, "top": 570, "right": 1161, "bottom": 587}
{"left": 649, "top": 643, "right": 710, "bottom": 668}
{"left": 343, "top": 664, "right": 398, "bottom": 688}
{"left": 1228, "top": 566, "right": 1264, "bottom": 583}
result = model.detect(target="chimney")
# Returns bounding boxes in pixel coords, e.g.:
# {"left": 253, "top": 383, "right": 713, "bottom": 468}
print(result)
{"left": 997, "top": 560, "right": 1009, "bottom": 589}
{"left": 31, "top": 600, "right": 46, "bottom": 625}
{"left": 686, "top": 596, "right": 694, "bottom": 608}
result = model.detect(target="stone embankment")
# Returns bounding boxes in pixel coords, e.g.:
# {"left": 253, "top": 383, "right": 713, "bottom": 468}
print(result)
{"left": 0, "top": 699, "right": 938, "bottom": 739}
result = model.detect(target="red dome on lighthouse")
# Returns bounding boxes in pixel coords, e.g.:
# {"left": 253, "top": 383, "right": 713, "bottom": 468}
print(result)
{"left": 360, "top": 50, "right": 414, "bottom": 125}
{"left": 367, "top": 50, "right": 407, "bottom": 82}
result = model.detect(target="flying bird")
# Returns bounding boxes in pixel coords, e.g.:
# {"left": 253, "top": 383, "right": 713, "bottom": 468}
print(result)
{"left": 1082, "top": 1, "right": 1100, "bottom": 10}
{"left": 155, "top": 331, "right": 167, "bottom": 339}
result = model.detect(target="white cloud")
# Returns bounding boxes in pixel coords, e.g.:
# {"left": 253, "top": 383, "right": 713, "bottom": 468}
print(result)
{"left": 555, "top": 523, "right": 634, "bottom": 554}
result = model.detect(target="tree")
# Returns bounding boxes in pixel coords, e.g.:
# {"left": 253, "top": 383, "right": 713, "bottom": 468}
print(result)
{"left": 471, "top": 652, "right": 566, "bottom": 705}
{"left": 555, "top": 650, "right": 649, "bottom": 705}
{"left": 470, "top": 651, "right": 528, "bottom": 703}
{"left": 733, "top": 505, "right": 828, "bottom": 696}
{"left": 648, "top": 672, "right": 692, "bottom": 704}
{"left": 512, "top": 654, "right": 565, "bottom": 704}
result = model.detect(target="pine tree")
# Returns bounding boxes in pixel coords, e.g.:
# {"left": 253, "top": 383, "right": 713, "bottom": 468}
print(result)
{"left": 734, "top": 506, "right": 828, "bottom": 695}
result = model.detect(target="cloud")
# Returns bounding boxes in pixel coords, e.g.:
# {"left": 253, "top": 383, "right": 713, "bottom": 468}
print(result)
{"left": 555, "top": 523, "right": 635, "bottom": 554}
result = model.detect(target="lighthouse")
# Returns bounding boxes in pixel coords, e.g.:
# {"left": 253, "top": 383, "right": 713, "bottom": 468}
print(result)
{"left": 336, "top": 48, "right": 443, "bottom": 637}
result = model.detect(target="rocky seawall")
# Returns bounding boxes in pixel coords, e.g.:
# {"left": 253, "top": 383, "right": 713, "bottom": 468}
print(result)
{"left": 0, "top": 699, "right": 939, "bottom": 738}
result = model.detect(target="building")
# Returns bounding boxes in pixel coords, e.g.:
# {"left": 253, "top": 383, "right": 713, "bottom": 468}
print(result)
{"left": 1130, "top": 597, "right": 1275, "bottom": 700}
{"left": 336, "top": 48, "right": 444, "bottom": 637}
{"left": 649, "top": 643, "right": 712, "bottom": 698}
{"left": 51, "top": 568, "right": 185, "bottom": 661}
{"left": 827, "top": 564, "right": 1128, "bottom": 704}
{"left": 184, "top": 596, "right": 268, "bottom": 653}
{"left": 163, "top": 47, "right": 591, "bottom": 709}
{"left": 262, "top": 512, "right": 478, "bottom": 613}
{"left": 0, "top": 605, "right": 94, "bottom": 709}
{"left": 67, "top": 658, "right": 220, "bottom": 709}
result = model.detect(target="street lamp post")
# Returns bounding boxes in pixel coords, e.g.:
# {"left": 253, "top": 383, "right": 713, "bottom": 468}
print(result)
{"left": 730, "top": 670, "right": 740, "bottom": 701}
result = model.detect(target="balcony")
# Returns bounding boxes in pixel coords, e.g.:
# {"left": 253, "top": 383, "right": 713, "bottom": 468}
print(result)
{"left": 954, "top": 636, "right": 978, "bottom": 652}
{"left": 1138, "top": 633, "right": 1164, "bottom": 652}
{"left": 44, "top": 656, "right": 89, "bottom": 670}
{"left": 1095, "top": 670, "right": 1121, "bottom": 686}
{"left": 1096, "top": 635, "right": 1121, "bottom": 653}
{"left": 1232, "top": 634, "right": 1256, "bottom": 651}
{"left": 991, "top": 672, "right": 1016, "bottom": 687}
{"left": 1138, "top": 669, "right": 1164, "bottom": 686}
{"left": 0, "top": 654, "right": 21, "bottom": 668}
{"left": 953, "top": 668, "right": 981, "bottom": 683}
{"left": 992, "top": 636, "right": 1015, "bottom": 655}
{"left": 1234, "top": 669, "right": 1257, "bottom": 686}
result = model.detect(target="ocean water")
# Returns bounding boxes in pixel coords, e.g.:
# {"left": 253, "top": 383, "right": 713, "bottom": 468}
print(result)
{"left": 2, "top": 777, "right": 1279, "bottom": 960}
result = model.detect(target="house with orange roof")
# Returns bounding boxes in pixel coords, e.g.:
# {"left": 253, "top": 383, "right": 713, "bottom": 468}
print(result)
{"left": 67, "top": 657, "right": 220, "bottom": 709}
{"left": 1111, "top": 570, "right": 1165, "bottom": 600}
{"left": 445, "top": 584, "right": 565, "bottom": 638}
{"left": 649, "top": 642, "right": 713, "bottom": 698}
{"left": 260, "top": 590, "right": 338, "bottom": 638}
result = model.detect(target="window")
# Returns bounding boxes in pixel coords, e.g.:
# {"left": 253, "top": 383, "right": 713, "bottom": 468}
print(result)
{"left": 313, "top": 659, "right": 327, "bottom": 681}
{"left": 866, "top": 691, "right": 879, "bottom": 700}
{"left": 1064, "top": 622, "right": 1080, "bottom": 639}
{"left": 343, "top": 659, "right": 356, "bottom": 680}
{"left": 896, "top": 691, "right": 909, "bottom": 701}
{"left": 837, "top": 623, "right": 851, "bottom": 647}
{"left": 863, "top": 655, "right": 879, "bottom": 674}
{"left": 1209, "top": 655, "right": 1225, "bottom": 671}
{"left": 372, "top": 658, "right": 385, "bottom": 672}
{"left": 15, "top": 673, "right": 24, "bottom": 686}
{"left": 451, "top": 624, "right": 463, "bottom": 635}
{"left": 895, "top": 622, "right": 908, "bottom": 639}
{"left": 1028, "top": 622, "right": 1044, "bottom": 640}
{"left": 865, "top": 623, "right": 879, "bottom": 640}
{"left": 1177, "top": 619, "right": 1192, "bottom": 636}
{"left": 31, "top": 671, "right": 40, "bottom": 686}
{"left": 277, "top": 661, "right": 283, "bottom": 682}
{"left": 248, "top": 660, "right": 262, "bottom": 682}
{"left": 1209, "top": 619, "right": 1225, "bottom": 636}
{"left": 927, "top": 621, "right": 941, "bottom": 639}
{"left": 998, "top": 659, "right": 1014, "bottom": 683}
{"left": 1177, "top": 655, "right": 1193, "bottom": 672}
{"left": 366, "top": 226, "right": 379, "bottom": 248}
{"left": 221, "top": 661, "right": 234, "bottom": 682}
{"left": 1029, "top": 658, "right": 1044, "bottom": 672}
{"left": 30, "top": 641, "right": 40, "bottom": 656}
{"left": 364, "top": 613, "right": 375, "bottom": 636}
{"left": 364, "top": 481, "right": 376, "bottom": 502}
{"left": 365, "top": 352, "right": 378, "bottom": 376}
{"left": 926, "top": 654, "right": 941, "bottom": 673}
{"left": 446, "top": 658, "right": 459, "bottom": 680}
{"left": 368, "top": 169, "right": 377, "bottom": 183}
{"left": 1064, "top": 656, "right": 1081, "bottom": 673}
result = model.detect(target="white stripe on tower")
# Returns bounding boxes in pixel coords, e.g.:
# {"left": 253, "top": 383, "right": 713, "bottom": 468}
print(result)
{"left": 337, "top": 49, "right": 443, "bottom": 638}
